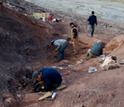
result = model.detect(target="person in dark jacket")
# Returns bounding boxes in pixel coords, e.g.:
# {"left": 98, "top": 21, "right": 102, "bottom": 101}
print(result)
{"left": 87, "top": 11, "right": 97, "bottom": 37}
{"left": 29, "top": 68, "right": 62, "bottom": 92}
{"left": 86, "top": 40, "right": 103, "bottom": 59}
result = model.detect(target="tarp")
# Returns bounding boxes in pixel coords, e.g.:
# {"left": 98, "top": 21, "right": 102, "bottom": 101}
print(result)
{"left": 33, "top": 13, "right": 42, "bottom": 19}
{"left": 33, "top": 13, "right": 50, "bottom": 19}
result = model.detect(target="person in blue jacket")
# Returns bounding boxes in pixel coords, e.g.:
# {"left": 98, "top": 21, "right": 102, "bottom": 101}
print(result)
{"left": 86, "top": 40, "right": 103, "bottom": 60}
{"left": 29, "top": 68, "right": 62, "bottom": 92}
{"left": 87, "top": 11, "right": 97, "bottom": 37}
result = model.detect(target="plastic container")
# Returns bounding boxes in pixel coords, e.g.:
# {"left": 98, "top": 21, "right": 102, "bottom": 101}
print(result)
{"left": 52, "top": 92, "right": 56, "bottom": 99}
{"left": 63, "top": 72, "right": 68, "bottom": 75}
{"left": 88, "top": 66, "right": 97, "bottom": 73}
{"left": 100, "top": 55, "right": 105, "bottom": 61}
{"left": 120, "top": 62, "right": 124, "bottom": 64}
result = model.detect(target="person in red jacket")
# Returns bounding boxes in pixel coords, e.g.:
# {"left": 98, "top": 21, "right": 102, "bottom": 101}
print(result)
{"left": 48, "top": 14, "right": 54, "bottom": 21}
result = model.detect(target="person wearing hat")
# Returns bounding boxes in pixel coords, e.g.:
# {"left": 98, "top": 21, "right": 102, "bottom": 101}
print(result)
{"left": 87, "top": 11, "right": 97, "bottom": 37}
{"left": 51, "top": 39, "right": 68, "bottom": 62}
{"left": 30, "top": 68, "right": 62, "bottom": 92}
{"left": 70, "top": 22, "right": 78, "bottom": 55}
{"left": 86, "top": 40, "right": 103, "bottom": 60}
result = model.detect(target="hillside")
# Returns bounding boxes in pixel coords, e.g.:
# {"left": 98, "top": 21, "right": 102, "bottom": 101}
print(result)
{"left": 0, "top": 1, "right": 124, "bottom": 107}
{"left": 0, "top": 5, "right": 70, "bottom": 107}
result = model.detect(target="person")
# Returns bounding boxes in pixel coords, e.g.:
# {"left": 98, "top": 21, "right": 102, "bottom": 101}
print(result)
{"left": 86, "top": 40, "right": 103, "bottom": 59}
{"left": 48, "top": 13, "right": 54, "bottom": 21}
{"left": 87, "top": 11, "right": 97, "bottom": 37}
{"left": 70, "top": 22, "right": 78, "bottom": 55}
{"left": 51, "top": 39, "right": 68, "bottom": 62}
{"left": 29, "top": 68, "right": 62, "bottom": 92}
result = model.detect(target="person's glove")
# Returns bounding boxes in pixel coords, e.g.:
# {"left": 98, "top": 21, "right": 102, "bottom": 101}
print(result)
{"left": 55, "top": 48, "right": 58, "bottom": 52}
{"left": 54, "top": 50, "right": 59, "bottom": 58}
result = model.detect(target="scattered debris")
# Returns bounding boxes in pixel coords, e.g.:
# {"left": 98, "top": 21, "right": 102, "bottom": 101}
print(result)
{"left": 76, "top": 58, "right": 83, "bottom": 64}
{"left": 68, "top": 64, "right": 72, "bottom": 67}
{"left": 63, "top": 72, "right": 69, "bottom": 75}
{"left": 63, "top": 70, "right": 71, "bottom": 75}
{"left": 97, "top": 55, "right": 106, "bottom": 63}
{"left": 88, "top": 66, "right": 97, "bottom": 73}
{"left": 52, "top": 18, "right": 62, "bottom": 22}
{"left": 101, "top": 56, "right": 117, "bottom": 67}
{"left": 7, "top": 3, "right": 15, "bottom": 8}
{"left": 9, "top": 2, "right": 26, "bottom": 10}
{"left": 69, "top": 41, "right": 73, "bottom": 44}
{"left": 100, "top": 56, "right": 119, "bottom": 71}
{"left": 52, "top": 66, "right": 57, "bottom": 68}
{"left": 51, "top": 91, "right": 57, "bottom": 99}
{"left": 58, "top": 67, "right": 63, "bottom": 69}
{"left": 33, "top": 13, "right": 42, "bottom": 19}
{"left": 119, "top": 59, "right": 124, "bottom": 64}
{"left": 119, "top": 61, "right": 124, "bottom": 64}
{"left": 100, "top": 54, "right": 106, "bottom": 61}
{"left": 33, "top": 12, "right": 50, "bottom": 21}
{"left": 45, "top": 91, "right": 58, "bottom": 101}
{"left": 51, "top": 61, "right": 72, "bottom": 70}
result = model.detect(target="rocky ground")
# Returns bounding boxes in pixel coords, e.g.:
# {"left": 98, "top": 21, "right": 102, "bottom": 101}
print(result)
{"left": 0, "top": 0, "right": 124, "bottom": 107}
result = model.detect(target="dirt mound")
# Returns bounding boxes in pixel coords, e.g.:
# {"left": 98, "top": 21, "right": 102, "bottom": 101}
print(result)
{"left": 0, "top": 5, "right": 73, "bottom": 106}
{"left": 1, "top": 1, "right": 124, "bottom": 107}
{"left": 105, "top": 35, "right": 124, "bottom": 51}
{"left": 109, "top": 40, "right": 124, "bottom": 61}
{"left": 0, "top": 4, "right": 92, "bottom": 107}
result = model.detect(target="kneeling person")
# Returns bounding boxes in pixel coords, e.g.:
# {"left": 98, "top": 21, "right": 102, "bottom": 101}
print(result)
{"left": 30, "top": 68, "right": 62, "bottom": 92}
{"left": 87, "top": 40, "right": 103, "bottom": 59}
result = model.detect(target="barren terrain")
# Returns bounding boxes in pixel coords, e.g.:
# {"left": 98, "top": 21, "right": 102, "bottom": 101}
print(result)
{"left": 0, "top": 0, "right": 124, "bottom": 107}
{"left": 25, "top": 0, "right": 124, "bottom": 23}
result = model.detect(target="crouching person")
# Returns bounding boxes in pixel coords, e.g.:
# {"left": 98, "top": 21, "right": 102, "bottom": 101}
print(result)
{"left": 51, "top": 39, "right": 68, "bottom": 62}
{"left": 29, "top": 68, "right": 62, "bottom": 92}
{"left": 86, "top": 40, "right": 103, "bottom": 60}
